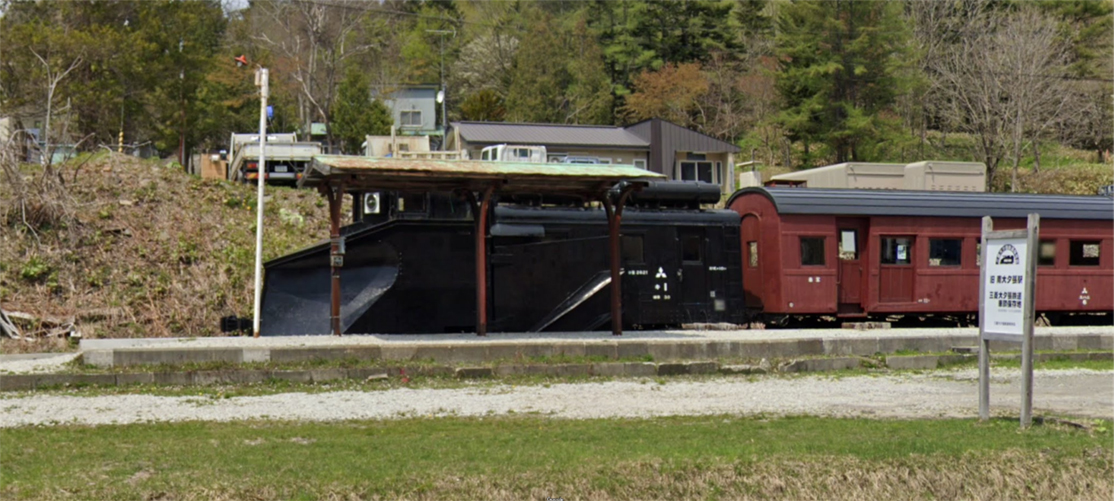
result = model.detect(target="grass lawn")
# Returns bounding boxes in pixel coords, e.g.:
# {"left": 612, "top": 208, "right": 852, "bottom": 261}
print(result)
{"left": 2, "top": 416, "right": 1110, "bottom": 500}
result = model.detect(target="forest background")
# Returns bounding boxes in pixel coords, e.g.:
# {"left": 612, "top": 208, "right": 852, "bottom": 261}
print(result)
{"left": 2, "top": 0, "right": 1111, "bottom": 190}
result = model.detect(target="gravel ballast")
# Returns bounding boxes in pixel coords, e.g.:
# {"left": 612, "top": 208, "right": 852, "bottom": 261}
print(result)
{"left": 2, "top": 369, "right": 1109, "bottom": 427}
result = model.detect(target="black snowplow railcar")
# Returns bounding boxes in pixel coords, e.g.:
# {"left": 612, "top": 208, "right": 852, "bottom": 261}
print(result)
{"left": 259, "top": 186, "right": 744, "bottom": 335}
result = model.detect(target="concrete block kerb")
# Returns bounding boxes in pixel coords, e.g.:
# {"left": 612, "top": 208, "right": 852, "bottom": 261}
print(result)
{"left": 60, "top": 328, "right": 1113, "bottom": 372}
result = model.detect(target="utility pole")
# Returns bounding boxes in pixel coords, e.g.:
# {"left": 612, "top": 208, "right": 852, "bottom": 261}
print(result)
{"left": 252, "top": 68, "right": 269, "bottom": 338}
{"left": 178, "top": 38, "right": 186, "bottom": 171}
{"left": 427, "top": 29, "right": 455, "bottom": 147}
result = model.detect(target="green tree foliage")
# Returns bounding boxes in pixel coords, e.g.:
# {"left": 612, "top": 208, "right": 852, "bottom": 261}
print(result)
{"left": 399, "top": 2, "right": 462, "bottom": 85}
{"left": 1038, "top": 0, "right": 1113, "bottom": 78}
{"left": 774, "top": 0, "right": 911, "bottom": 166}
{"left": 331, "top": 70, "right": 392, "bottom": 154}
{"left": 460, "top": 89, "right": 506, "bottom": 121}
{"left": 587, "top": 0, "right": 737, "bottom": 113}
{"left": 0, "top": 0, "right": 230, "bottom": 159}
{"left": 504, "top": 10, "right": 612, "bottom": 124}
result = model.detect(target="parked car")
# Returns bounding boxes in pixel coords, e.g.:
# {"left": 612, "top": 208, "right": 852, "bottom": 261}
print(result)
{"left": 479, "top": 144, "right": 547, "bottom": 163}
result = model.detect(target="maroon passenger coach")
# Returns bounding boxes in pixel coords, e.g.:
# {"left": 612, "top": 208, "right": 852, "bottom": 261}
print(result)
{"left": 728, "top": 187, "right": 1113, "bottom": 324}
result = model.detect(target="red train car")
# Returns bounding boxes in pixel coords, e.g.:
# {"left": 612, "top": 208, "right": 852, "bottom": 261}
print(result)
{"left": 728, "top": 187, "right": 1113, "bottom": 324}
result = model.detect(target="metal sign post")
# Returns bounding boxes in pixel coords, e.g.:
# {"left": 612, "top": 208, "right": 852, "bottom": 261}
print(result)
{"left": 978, "top": 213, "right": 1039, "bottom": 428}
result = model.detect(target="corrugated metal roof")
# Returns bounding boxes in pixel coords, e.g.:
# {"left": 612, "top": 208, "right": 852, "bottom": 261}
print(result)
{"left": 770, "top": 163, "right": 905, "bottom": 182}
{"left": 732, "top": 187, "right": 1114, "bottom": 220}
{"left": 452, "top": 121, "right": 650, "bottom": 148}
{"left": 300, "top": 155, "right": 665, "bottom": 195}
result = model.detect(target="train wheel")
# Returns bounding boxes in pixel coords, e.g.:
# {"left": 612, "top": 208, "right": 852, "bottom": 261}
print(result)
{"left": 765, "top": 315, "right": 789, "bottom": 328}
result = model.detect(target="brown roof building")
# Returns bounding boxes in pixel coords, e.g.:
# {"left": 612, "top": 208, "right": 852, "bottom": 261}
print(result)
{"left": 446, "top": 118, "right": 742, "bottom": 192}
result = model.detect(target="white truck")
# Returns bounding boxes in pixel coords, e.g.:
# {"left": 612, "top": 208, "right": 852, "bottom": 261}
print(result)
{"left": 479, "top": 144, "right": 547, "bottom": 163}
{"left": 227, "top": 133, "right": 322, "bottom": 184}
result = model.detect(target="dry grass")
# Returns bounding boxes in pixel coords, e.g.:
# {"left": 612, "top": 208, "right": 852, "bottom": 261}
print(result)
{"left": 0, "top": 336, "right": 73, "bottom": 354}
{"left": 1, "top": 152, "right": 350, "bottom": 339}
{"left": 994, "top": 162, "right": 1113, "bottom": 195}
{"left": 5, "top": 453, "right": 1109, "bottom": 500}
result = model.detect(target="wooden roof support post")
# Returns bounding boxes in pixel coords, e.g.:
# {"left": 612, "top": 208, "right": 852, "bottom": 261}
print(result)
{"left": 322, "top": 182, "right": 345, "bottom": 336}
{"left": 602, "top": 184, "right": 638, "bottom": 336}
{"left": 474, "top": 185, "right": 496, "bottom": 336}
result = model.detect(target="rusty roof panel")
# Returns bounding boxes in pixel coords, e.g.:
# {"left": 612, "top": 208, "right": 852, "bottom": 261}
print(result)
{"left": 301, "top": 156, "right": 664, "bottom": 194}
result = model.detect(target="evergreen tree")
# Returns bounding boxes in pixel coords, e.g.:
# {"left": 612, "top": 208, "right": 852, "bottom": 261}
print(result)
{"left": 588, "top": 0, "right": 737, "bottom": 118}
{"left": 504, "top": 10, "right": 612, "bottom": 124}
{"left": 774, "top": 0, "right": 911, "bottom": 165}
{"left": 331, "top": 70, "right": 392, "bottom": 155}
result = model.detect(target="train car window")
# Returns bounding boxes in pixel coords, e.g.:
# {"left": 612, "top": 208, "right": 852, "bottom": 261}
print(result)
{"left": 748, "top": 241, "right": 758, "bottom": 267}
{"left": 928, "top": 238, "right": 962, "bottom": 266}
{"left": 1069, "top": 240, "right": 1101, "bottom": 267}
{"left": 839, "top": 230, "right": 858, "bottom": 260}
{"left": 799, "top": 237, "right": 825, "bottom": 266}
{"left": 682, "top": 235, "right": 703, "bottom": 263}
{"left": 622, "top": 235, "right": 645, "bottom": 264}
{"left": 881, "top": 237, "right": 912, "bottom": 265}
{"left": 1038, "top": 240, "right": 1056, "bottom": 266}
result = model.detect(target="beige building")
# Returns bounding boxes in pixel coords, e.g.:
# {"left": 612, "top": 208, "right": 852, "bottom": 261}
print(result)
{"left": 364, "top": 133, "right": 431, "bottom": 157}
{"left": 766, "top": 161, "right": 986, "bottom": 192}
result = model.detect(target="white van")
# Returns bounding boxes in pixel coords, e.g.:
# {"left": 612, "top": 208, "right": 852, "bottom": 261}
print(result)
{"left": 479, "top": 144, "right": 547, "bottom": 163}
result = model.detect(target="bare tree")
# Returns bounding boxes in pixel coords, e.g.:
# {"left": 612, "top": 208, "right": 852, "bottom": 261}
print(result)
{"left": 933, "top": 7, "right": 1074, "bottom": 191}
{"left": 253, "top": 0, "right": 378, "bottom": 150}
{"left": 996, "top": 9, "right": 1072, "bottom": 186}
{"left": 906, "top": 0, "right": 993, "bottom": 153}
{"left": 28, "top": 46, "right": 83, "bottom": 173}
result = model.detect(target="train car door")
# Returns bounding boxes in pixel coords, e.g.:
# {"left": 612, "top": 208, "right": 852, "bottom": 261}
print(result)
{"left": 678, "top": 227, "right": 708, "bottom": 316}
{"left": 879, "top": 235, "right": 915, "bottom": 303}
{"left": 741, "top": 215, "right": 763, "bottom": 309}
{"left": 836, "top": 218, "right": 867, "bottom": 314}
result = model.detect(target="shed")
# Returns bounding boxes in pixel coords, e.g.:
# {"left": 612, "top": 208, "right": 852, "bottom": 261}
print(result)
{"left": 295, "top": 155, "right": 665, "bottom": 337}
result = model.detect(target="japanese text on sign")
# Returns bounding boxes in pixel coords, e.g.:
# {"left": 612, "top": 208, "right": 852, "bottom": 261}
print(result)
{"left": 983, "top": 238, "right": 1027, "bottom": 336}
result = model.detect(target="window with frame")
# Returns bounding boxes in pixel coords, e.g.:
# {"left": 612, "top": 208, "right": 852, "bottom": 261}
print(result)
{"left": 799, "top": 237, "right": 825, "bottom": 266}
{"left": 621, "top": 235, "right": 644, "bottom": 264}
{"left": 512, "top": 148, "right": 532, "bottom": 159}
{"left": 682, "top": 235, "right": 703, "bottom": 263}
{"left": 633, "top": 159, "right": 647, "bottom": 169}
{"left": 1069, "top": 240, "right": 1101, "bottom": 266}
{"left": 928, "top": 238, "right": 962, "bottom": 266}
{"left": 679, "top": 161, "right": 715, "bottom": 184}
{"left": 747, "top": 241, "right": 758, "bottom": 268}
{"left": 838, "top": 229, "right": 858, "bottom": 260}
{"left": 400, "top": 110, "right": 422, "bottom": 127}
{"left": 881, "top": 237, "right": 912, "bottom": 265}
{"left": 1038, "top": 240, "right": 1056, "bottom": 266}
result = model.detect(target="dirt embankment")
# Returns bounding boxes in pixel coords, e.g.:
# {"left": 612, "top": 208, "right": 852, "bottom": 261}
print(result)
{"left": 1, "top": 153, "right": 349, "bottom": 339}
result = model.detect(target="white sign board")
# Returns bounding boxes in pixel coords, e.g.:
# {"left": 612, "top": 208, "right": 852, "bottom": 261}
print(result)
{"left": 982, "top": 237, "right": 1028, "bottom": 339}
{"left": 978, "top": 214, "right": 1039, "bottom": 428}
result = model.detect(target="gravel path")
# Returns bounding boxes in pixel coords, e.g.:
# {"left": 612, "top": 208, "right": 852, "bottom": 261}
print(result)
{"left": 2, "top": 369, "right": 1110, "bottom": 427}
{"left": 0, "top": 353, "right": 81, "bottom": 374}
